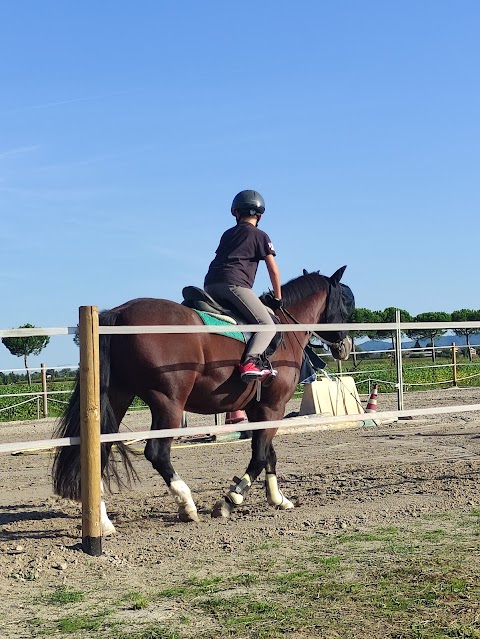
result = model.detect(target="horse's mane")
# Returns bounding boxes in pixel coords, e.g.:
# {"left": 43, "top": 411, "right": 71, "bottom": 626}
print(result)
{"left": 260, "top": 271, "right": 328, "bottom": 307}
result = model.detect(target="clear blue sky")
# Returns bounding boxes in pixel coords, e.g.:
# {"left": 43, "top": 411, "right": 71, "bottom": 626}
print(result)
{"left": 1, "top": 1, "right": 479, "bottom": 371}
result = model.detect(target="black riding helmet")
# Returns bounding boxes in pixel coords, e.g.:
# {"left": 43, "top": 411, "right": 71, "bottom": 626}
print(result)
{"left": 231, "top": 190, "right": 265, "bottom": 218}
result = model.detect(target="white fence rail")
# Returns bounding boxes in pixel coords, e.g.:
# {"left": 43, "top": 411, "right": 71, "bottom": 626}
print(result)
{"left": 1, "top": 320, "right": 480, "bottom": 338}
{"left": 2, "top": 320, "right": 480, "bottom": 421}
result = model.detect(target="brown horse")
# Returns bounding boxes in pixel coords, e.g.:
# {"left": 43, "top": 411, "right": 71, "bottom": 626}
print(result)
{"left": 53, "top": 267, "right": 354, "bottom": 533}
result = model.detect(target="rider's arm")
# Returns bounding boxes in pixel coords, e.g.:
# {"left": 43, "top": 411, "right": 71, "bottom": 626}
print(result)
{"left": 265, "top": 254, "right": 282, "bottom": 300}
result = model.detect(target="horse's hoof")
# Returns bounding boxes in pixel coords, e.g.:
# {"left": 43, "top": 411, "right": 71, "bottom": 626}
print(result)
{"left": 102, "top": 521, "right": 117, "bottom": 536}
{"left": 276, "top": 498, "right": 294, "bottom": 510}
{"left": 267, "top": 492, "right": 295, "bottom": 510}
{"left": 211, "top": 499, "right": 233, "bottom": 519}
{"left": 178, "top": 507, "right": 200, "bottom": 523}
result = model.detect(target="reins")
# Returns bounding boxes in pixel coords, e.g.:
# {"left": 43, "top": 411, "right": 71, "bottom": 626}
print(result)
{"left": 278, "top": 306, "right": 344, "bottom": 351}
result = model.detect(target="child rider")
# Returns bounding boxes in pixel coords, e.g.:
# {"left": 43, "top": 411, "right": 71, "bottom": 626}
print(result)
{"left": 204, "top": 189, "right": 283, "bottom": 383}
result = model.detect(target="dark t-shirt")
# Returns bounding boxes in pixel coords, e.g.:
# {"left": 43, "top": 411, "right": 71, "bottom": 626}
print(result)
{"left": 204, "top": 222, "right": 276, "bottom": 288}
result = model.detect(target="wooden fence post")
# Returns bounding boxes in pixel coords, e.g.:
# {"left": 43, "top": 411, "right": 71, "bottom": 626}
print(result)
{"left": 41, "top": 363, "right": 48, "bottom": 418}
{"left": 452, "top": 342, "right": 458, "bottom": 387}
{"left": 79, "top": 305, "right": 102, "bottom": 556}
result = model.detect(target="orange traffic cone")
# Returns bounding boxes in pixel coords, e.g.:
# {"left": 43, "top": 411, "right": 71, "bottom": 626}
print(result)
{"left": 225, "top": 410, "right": 248, "bottom": 424}
{"left": 365, "top": 384, "right": 378, "bottom": 412}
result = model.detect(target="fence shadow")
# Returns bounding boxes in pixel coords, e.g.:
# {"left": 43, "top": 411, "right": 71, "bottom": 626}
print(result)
{"left": 0, "top": 503, "right": 76, "bottom": 541}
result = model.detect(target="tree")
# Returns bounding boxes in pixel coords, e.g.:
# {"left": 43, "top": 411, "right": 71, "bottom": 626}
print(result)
{"left": 451, "top": 309, "right": 480, "bottom": 361}
{"left": 376, "top": 307, "right": 412, "bottom": 354}
{"left": 407, "top": 311, "right": 451, "bottom": 362}
{"left": 350, "top": 308, "right": 381, "bottom": 365}
{"left": 1, "top": 324, "right": 50, "bottom": 386}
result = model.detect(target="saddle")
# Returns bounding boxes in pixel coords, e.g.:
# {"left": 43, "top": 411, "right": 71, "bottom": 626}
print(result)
{"left": 181, "top": 286, "right": 327, "bottom": 383}
{"left": 181, "top": 286, "right": 283, "bottom": 357}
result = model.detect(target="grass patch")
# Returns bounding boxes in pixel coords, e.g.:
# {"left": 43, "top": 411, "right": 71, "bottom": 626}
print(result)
{"left": 122, "top": 591, "right": 149, "bottom": 610}
{"left": 117, "top": 626, "right": 182, "bottom": 639}
{"left": 25, "top": 511, "right": 480, "bottom": 639}
{"left": 56, "top": 612, "right": 108, "bottom": 632}
{"left": 43, "top": 586, "right": 85, "bottom": 605}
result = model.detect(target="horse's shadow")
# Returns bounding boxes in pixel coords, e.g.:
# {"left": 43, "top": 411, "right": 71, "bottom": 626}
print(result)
{"left": 0, "top": 503, "right": 76, "bottom": 541}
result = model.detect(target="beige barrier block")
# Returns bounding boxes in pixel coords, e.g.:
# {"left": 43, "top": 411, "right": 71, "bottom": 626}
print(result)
{"left": 299, "top": 377, "right": 364, "bottom": 417}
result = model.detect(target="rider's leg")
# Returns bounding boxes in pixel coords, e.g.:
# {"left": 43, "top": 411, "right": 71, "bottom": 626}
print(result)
{"left": 204, "top": 283, "right": 276, "bottom": 359}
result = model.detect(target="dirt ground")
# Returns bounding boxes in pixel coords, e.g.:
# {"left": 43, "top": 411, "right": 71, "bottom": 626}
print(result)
{"left": 0, "top": 387, "right": 479, "bottom": 637}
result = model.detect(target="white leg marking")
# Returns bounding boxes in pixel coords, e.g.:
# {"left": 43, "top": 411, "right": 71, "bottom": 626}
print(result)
{"left": 266, "top": 474, "right": 294, "bottom": 510}
{"left": 100, "top": 480, "right": 116, "bottom": 536}
{"left": 170, "top": 478, "right": 199, "bottom": 522}
{"left": 100, "top": 499, "right": 117, "bottom": 536}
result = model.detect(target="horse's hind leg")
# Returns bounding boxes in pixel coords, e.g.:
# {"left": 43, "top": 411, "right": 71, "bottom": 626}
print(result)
{"left": 100, "top": 387, "right": 135, "bottom": 536}
{"left": 212, "top": 428, "right": 294, "bottom": 519}
{"left": 143, "top": 394, "right": 199, "bottom": 523}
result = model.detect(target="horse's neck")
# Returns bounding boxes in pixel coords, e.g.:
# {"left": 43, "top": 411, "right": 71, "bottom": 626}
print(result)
{"left": 284, "top": 292, "right": 326, "bottom": 337}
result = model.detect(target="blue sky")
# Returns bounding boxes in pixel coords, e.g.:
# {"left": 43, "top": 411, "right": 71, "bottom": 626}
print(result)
{"left": 1, "top": 1, "right": 479, "bottom": 371}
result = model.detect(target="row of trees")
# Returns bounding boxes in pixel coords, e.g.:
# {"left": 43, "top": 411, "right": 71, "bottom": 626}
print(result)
{"left": 350, "top": 307, "right": 480, "bottom": 361}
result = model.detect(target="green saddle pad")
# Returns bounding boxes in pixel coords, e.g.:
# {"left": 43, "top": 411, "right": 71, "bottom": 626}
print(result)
{"left": 194, "top": 310, "right": 246, "bottom": 343}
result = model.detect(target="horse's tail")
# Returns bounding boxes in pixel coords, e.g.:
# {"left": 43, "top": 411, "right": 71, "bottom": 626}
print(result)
{"left": 52, "top": 309, "right": 136, "bottom": 500}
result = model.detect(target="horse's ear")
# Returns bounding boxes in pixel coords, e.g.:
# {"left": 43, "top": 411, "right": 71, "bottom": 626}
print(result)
{"left": 330, "top": 265, "right": 347, "bottom": 284}
{"left": 303, "top": 269, "right": 309, "bottom": 276}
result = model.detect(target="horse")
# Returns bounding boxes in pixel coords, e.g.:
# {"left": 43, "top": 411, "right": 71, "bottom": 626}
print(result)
{"left": 53, "top": 266, "right": 354, "bottom": 534}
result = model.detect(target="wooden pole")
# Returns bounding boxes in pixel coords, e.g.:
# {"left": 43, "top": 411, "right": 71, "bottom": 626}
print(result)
{"left": 79, "top": 306, "right": 102, "bottom": 556}
{"left": 394, "top": 310, "right": 404, "bottom": 411}
{"left": 41, "top": 363, "right": 48, "bottom": 418}
{"left": 452, "top": 342, "right": 458, "bottom": 387}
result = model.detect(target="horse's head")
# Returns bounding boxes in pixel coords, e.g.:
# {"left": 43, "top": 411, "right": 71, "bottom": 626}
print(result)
{"left": 303, "top": 266, "right": 355, "bottom": 361}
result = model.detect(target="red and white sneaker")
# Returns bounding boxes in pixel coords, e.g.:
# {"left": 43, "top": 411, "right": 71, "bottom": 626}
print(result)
{"left": 238, "top": 358, "right": 265, "bottom": 382}
{"left": 238, "top": 358, "right": 277, "bottom": 383}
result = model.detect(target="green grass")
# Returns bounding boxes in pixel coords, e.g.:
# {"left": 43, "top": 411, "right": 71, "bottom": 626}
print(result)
{"left": 3, "top": 354, "right": 480, "bottom": 421}
{"left": 24, "top": 513, "right": 480, "bottom": 638}
{"left": 122, "top": 591, "right": 149, "bottom": 610}
{"left": 329, "top": 356, "right": 480, "bottom": 393}
{"left": 43, "top": 586, "right": 85, "bottom": 605}
{"left": 131, "top": 512, "right": 477, "bottom": 639}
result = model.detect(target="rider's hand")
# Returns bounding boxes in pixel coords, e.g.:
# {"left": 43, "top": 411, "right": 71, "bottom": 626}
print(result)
{"left": 272, "top": 297, "right": 283, "bottom": 309}
{"left": 266, "top": 295, "right": 283, "bottom": 310}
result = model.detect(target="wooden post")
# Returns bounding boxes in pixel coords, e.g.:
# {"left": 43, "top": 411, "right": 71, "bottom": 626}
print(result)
{"left": 41, "top": 363, "right": 48, "bottom": 418}
{"left": 79, "top": 306, "right": 102, "bottom": 556}
{"left": 394, "top": 310, "right": 404, "bottom": 411}
{"left": 452, "top": 342, "right": 458, "bottom": 387}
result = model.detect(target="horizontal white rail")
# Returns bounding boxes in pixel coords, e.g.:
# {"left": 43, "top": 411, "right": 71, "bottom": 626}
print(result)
{"left": 1, "top": 321, "right": 480, "bottom": 338}
{"left": 0, "top": 365, "right": 78, "bottom": 373}
{"left": 1, "top": 402, "right": 480, "bottom": 456}
{"left": 0, "top": 390, "right": 71, "bottom": 399}
{"left": 0, "top": 327, "right": 76, "bottom": 338}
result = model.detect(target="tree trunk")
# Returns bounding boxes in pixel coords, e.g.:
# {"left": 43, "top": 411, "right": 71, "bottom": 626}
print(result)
{"left": 467, "top": 333, "right": 472, "bottom": 361}
{"left": 24, "top": 354, "right": 31, "bottom": 386}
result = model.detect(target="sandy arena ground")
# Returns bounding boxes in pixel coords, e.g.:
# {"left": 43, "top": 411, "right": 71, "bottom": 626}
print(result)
{"left": 0, "top": 387, "right": 479, "bottom": 637}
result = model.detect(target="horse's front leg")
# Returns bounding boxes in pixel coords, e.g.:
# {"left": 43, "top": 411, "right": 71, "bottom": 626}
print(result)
{"left": 212, "top": 427, "right": 293, "bottom": 519}
{"left": 145, "top": 437, "right": 199, "bottom": 523}
{"left": 264, "top": 442, "right": 294, "bottom": 511}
